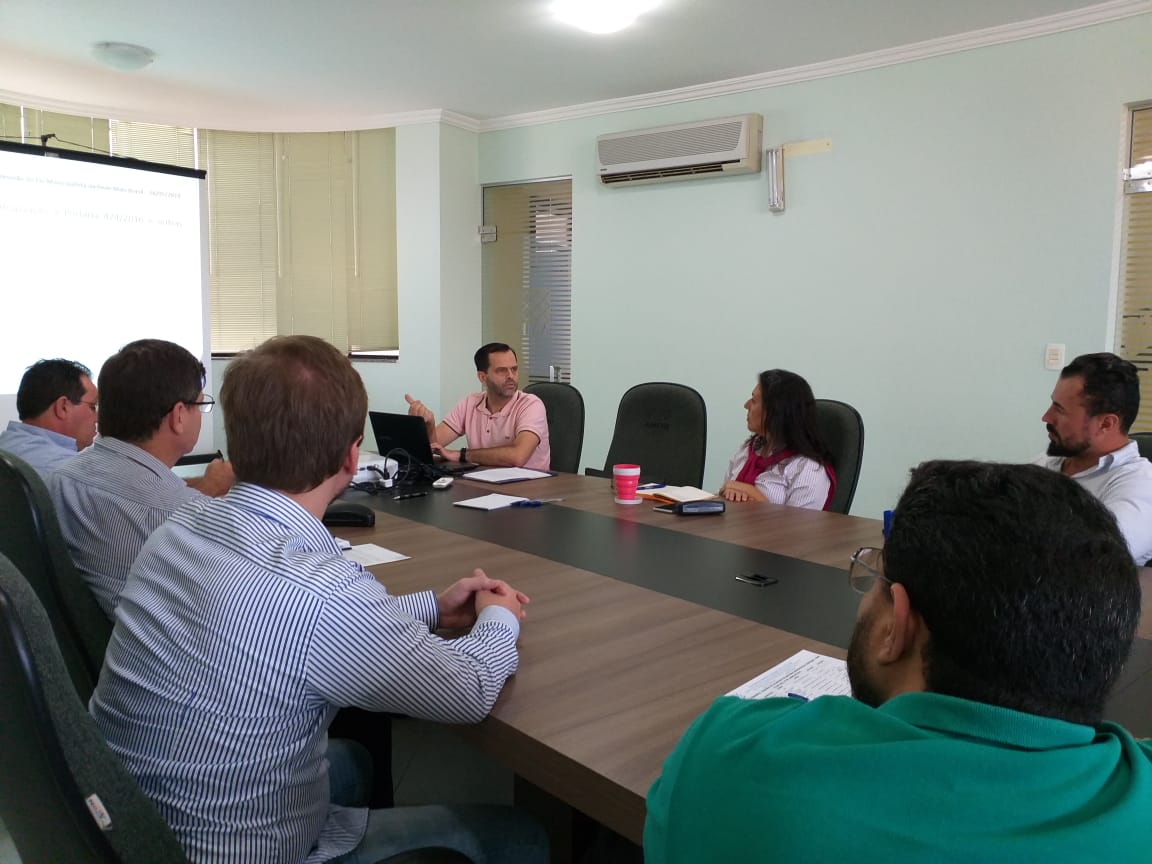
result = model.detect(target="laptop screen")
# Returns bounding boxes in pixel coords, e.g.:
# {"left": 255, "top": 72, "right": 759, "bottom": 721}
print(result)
{"left": 368, "top": 411, "right": 437, "bottom": 464}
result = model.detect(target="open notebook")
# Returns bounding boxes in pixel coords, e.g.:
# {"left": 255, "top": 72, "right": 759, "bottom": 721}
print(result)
{"left": 637, "top": 485, "right": 717, "bottom": 505}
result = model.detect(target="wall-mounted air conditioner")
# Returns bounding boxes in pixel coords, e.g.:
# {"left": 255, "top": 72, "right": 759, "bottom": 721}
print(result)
{"left": 596, "top": 113, "right": 762, "bottom": 186}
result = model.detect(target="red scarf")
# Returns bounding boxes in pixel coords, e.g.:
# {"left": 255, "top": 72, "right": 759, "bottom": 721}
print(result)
{"left": 736, "top": 442, "right": 837, "bottom": 511}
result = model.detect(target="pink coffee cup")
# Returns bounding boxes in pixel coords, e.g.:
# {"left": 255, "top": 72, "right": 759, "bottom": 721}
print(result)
{"left": 613, "top": 464, "right": 642, "bottom": 505}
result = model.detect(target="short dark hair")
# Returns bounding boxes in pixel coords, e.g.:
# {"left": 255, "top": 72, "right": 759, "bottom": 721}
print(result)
{"left": 221, "top": 335, "right": 367, "bottom": 493}
{"left": 474, "top": 342, "right": 516, "bottom": 373}
{"left": 750, "top": 369, "right": 831, "bottom": 464}
{"left": 96, "top": 340, "right": 205, "bottom": 443}
{"left": 1061, "top": 352, "right": 1140, "bottom": 433}
{"left": 15, "top": 359, "right": 92, "bottom": 419}
{"left": 885, "top": 460, "right": 1138, "bottom": 725}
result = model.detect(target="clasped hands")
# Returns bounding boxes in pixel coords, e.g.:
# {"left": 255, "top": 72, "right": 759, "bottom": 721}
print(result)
{"left": 436, "top": 568, "right": 530, "bottom": 630}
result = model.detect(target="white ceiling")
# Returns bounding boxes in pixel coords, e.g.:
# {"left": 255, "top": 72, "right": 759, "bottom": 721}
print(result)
{"left": 0, "top": 0, "right": 1143, "bottom": 132}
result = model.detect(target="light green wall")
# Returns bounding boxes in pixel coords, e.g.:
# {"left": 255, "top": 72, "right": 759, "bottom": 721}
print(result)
{"left": 478, "top": 15, "right": 1152, "bottom": 516}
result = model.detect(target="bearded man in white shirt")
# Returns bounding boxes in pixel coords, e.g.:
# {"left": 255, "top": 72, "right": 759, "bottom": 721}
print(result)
{"left": 1036, "top": 351, "right": 1152, "bottom": 563}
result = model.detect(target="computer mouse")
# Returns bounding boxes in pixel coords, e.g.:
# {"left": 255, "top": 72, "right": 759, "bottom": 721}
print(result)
{"left": 322, "top": 501, "right": 376, "bottom": 527}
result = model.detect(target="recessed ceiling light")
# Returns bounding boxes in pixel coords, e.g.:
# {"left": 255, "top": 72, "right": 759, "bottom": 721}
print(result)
{"left": 91, "top": 41, "right": 156, "bottom": 72}
{"left": 553, "top": 0, "right": 660, "bottom": 34}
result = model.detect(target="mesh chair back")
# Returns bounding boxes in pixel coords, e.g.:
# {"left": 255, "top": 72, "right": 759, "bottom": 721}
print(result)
{"left": 813, "top": 399, "right": 865, "bottom": 514}
{"left": 0, "top": 553, "right": 190, "bottom": 864}
{"left": 0, "top": 450, "right": 111, "bottom": 700}
{"left": 524, "top": 382, "right": 585, "bottom": 473}
{"left": 589, "top": 382, "right": 707, "bottom": 487}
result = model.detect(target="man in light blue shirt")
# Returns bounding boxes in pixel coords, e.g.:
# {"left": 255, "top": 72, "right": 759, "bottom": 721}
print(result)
{"left": 50, "top": 339, "right": 233, "bottom": 618}
{"left": 0, "top": 358, "right": 98, "bottom": 480}
{"left": 92, "top": 335, "right": 546, "bottom": 864}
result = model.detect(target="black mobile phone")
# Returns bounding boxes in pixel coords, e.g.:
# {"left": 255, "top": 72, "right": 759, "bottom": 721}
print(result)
{"left": 393, "top": 490, "right": 428, "bottom": 501}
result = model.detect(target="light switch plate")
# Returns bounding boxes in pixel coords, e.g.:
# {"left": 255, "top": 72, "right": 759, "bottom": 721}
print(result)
{"left": 1044, "top": 343, "right": 1065, "bottom": 371}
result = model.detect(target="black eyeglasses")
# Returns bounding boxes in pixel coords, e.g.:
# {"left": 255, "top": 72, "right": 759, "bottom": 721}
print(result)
{"left": 849, "top": 546, "right": 891, "bottom": 594}
{"left": 185, "top": 394, "right": 215, "bottom": 414}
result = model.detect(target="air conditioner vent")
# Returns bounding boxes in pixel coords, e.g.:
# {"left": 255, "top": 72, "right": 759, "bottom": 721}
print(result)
{"left": 596, "top": 114, "right": 762, "bottom": 187}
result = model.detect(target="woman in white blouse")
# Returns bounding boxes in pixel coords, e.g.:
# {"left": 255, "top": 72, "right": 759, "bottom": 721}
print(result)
{"left": 718, "top": 369, "right": 836, "bottom": 509}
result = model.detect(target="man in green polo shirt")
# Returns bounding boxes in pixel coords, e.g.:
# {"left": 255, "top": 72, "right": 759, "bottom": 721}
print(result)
{"left": 646, "top": 460, "right": 1152, "bottom": 862}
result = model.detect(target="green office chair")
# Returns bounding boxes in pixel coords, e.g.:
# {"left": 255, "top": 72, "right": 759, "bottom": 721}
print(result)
{"left": 525, "top": 381, "right": 585, "bottom": 473}
{"left": 586, "top": 382, "right": 708, "bottom": 487}
{"left": 0, "top": 450, "right": 111, "bottom": 700}
{"left": 0, "top": 551, "right": 192, "bottom": 863}
{"left": 1130, "top": 433, "right": 1152, "bottom": 461}
{"left": 813, "top": 399, "right": 865, "bottom": 514}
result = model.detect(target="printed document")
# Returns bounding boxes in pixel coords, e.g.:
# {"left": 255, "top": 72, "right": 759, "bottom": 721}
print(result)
{"left": 729, "top": 649, "right": 851, "bottom": 700}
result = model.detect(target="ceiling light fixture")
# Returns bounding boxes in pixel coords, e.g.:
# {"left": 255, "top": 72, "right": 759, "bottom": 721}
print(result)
{"left": 91, "top": 41, "right": 156, "bottom": 71}
{"left": 553, "top": 0, "right": 660, "bottom": 34}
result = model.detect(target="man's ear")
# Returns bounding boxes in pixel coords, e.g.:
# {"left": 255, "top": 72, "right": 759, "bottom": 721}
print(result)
{"left": 166, "top": 401, "right": 187, "bottom": 435}
{"left": 476, "top": 369, "right": 487, "bottom": 388}
{"left": 50, "top": 395, "right": 72, "bottom": 421}
{"left": 1095, "top": 412, "right": 1121, "bottom": 436}
{"left": 339, "top": 437, "right": 361, "bottom": 476}
{"left": 876, "top": 583, "right": 922, "bottom": 665}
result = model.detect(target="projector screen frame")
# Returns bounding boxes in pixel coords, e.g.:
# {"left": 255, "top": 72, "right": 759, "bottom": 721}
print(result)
{"left": 0, "top": 139, "right": 216, "bottom": 454}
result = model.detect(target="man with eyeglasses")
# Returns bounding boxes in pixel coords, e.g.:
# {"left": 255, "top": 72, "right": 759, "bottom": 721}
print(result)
{"left": 0, "top": 358, "right": 98, "bottom": 479}
{"left": 51, "top": 339, "right": 233, "bottom": 618}
{"left": 1035, "top": 351, "right": 1152, "bottom": 563}
{"left": 646, "top": 461, "right": 1152, "bottom": 862}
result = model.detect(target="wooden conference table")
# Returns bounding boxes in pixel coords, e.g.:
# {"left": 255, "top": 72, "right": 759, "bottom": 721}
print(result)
{"left": 337, "top": 472, "right": 1152, "bottom": 846}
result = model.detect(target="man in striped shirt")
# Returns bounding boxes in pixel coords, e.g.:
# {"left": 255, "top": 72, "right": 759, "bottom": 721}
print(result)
{"left": 50, "top": 339, "right": 233, "bottom": 618}
{"left": 91, "top": 335, "right": 545, "bottom": 864}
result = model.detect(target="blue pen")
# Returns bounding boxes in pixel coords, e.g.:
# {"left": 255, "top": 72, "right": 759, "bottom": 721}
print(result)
{"left": 636, "top": 483, "right": 665, "bottom": 490}
{"left": 787, "top": 692, "right": 809, "bottom": 702}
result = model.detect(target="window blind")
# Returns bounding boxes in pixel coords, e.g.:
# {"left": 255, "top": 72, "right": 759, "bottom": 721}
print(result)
{"left": 23, "top": 109, "right": 109, "bottom": 153}
{"left": 1, "top": 101, "right": 398, "bottom": 356}
{"left": 110, "top": 120, "right": 196, "bottom": 169}
{"left": 199, "top": 130, "right": 280, "bottom": 353}
{"left": 1118, "top": 106, "right": 1152, "bottom": 431}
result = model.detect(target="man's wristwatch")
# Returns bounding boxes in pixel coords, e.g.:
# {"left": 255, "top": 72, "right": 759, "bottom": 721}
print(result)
{"left": 459, "top": 447, "right": 467, "bottom": 463}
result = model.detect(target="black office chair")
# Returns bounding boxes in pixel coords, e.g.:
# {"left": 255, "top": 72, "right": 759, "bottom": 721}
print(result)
{"left": 1131, "top": 433, "right": 1152, "bottom": 461}
{"left": 586, "top": 382, "right": 707, "bottom": 487}
{"left": 0, "top": 450, "right": 111, "bottom": 700}
{"left": 0, "top": 549, "right": 473, "bottom": 864}
{"left": 524, "top": 381, "right": 585, "bottom": 473}
{"left": 813, "top": 399, "right": 865, "bottom": 514}
{"left": 0, "top": 551, "right": 192, "bottom": 863}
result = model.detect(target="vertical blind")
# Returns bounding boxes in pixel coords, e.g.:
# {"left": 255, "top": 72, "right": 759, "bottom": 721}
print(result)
{"left": 481, "top": 180, "right": 573, "bottom": 382}
{"left": 1118, "top": 106, "right": 1152, "bottom": 431}
{"left": 1, "top": 102, "right": 398, "bottom": 355}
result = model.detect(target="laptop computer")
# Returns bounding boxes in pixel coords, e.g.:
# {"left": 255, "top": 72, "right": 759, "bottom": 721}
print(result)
{"left": 368, "top": 411, "right": 479, "bottom": 476}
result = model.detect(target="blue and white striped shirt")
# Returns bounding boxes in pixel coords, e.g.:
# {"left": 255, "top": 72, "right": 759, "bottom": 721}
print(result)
{"left": 91, "top": 483, "right": 520, "bottom": 864}
{"left": 50, "top": 436, "right": 201, "bottom": 618}
{"left": 0, "top": 419, "right": 78, "bottom": 480}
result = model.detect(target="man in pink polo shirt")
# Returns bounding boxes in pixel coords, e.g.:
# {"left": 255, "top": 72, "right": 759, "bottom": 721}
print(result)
{"left": 405, "top": 342, "right": 552, "bottom": 471}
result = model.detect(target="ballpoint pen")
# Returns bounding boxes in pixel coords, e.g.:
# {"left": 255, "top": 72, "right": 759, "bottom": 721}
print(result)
{"left": 511, "top": 498, "right": 565, "bottom": 507}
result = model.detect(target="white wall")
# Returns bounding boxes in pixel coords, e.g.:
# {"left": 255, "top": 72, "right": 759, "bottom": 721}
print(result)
{"left": 477, "top": 15, "right": 1152, "bottom": 516}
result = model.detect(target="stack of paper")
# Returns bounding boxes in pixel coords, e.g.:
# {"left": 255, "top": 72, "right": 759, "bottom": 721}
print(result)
{"left": 454, "top": 493, "right": 528, "bottom": 510}
{"left": 464, "top": 468, "right": 553, "bottom": 484}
